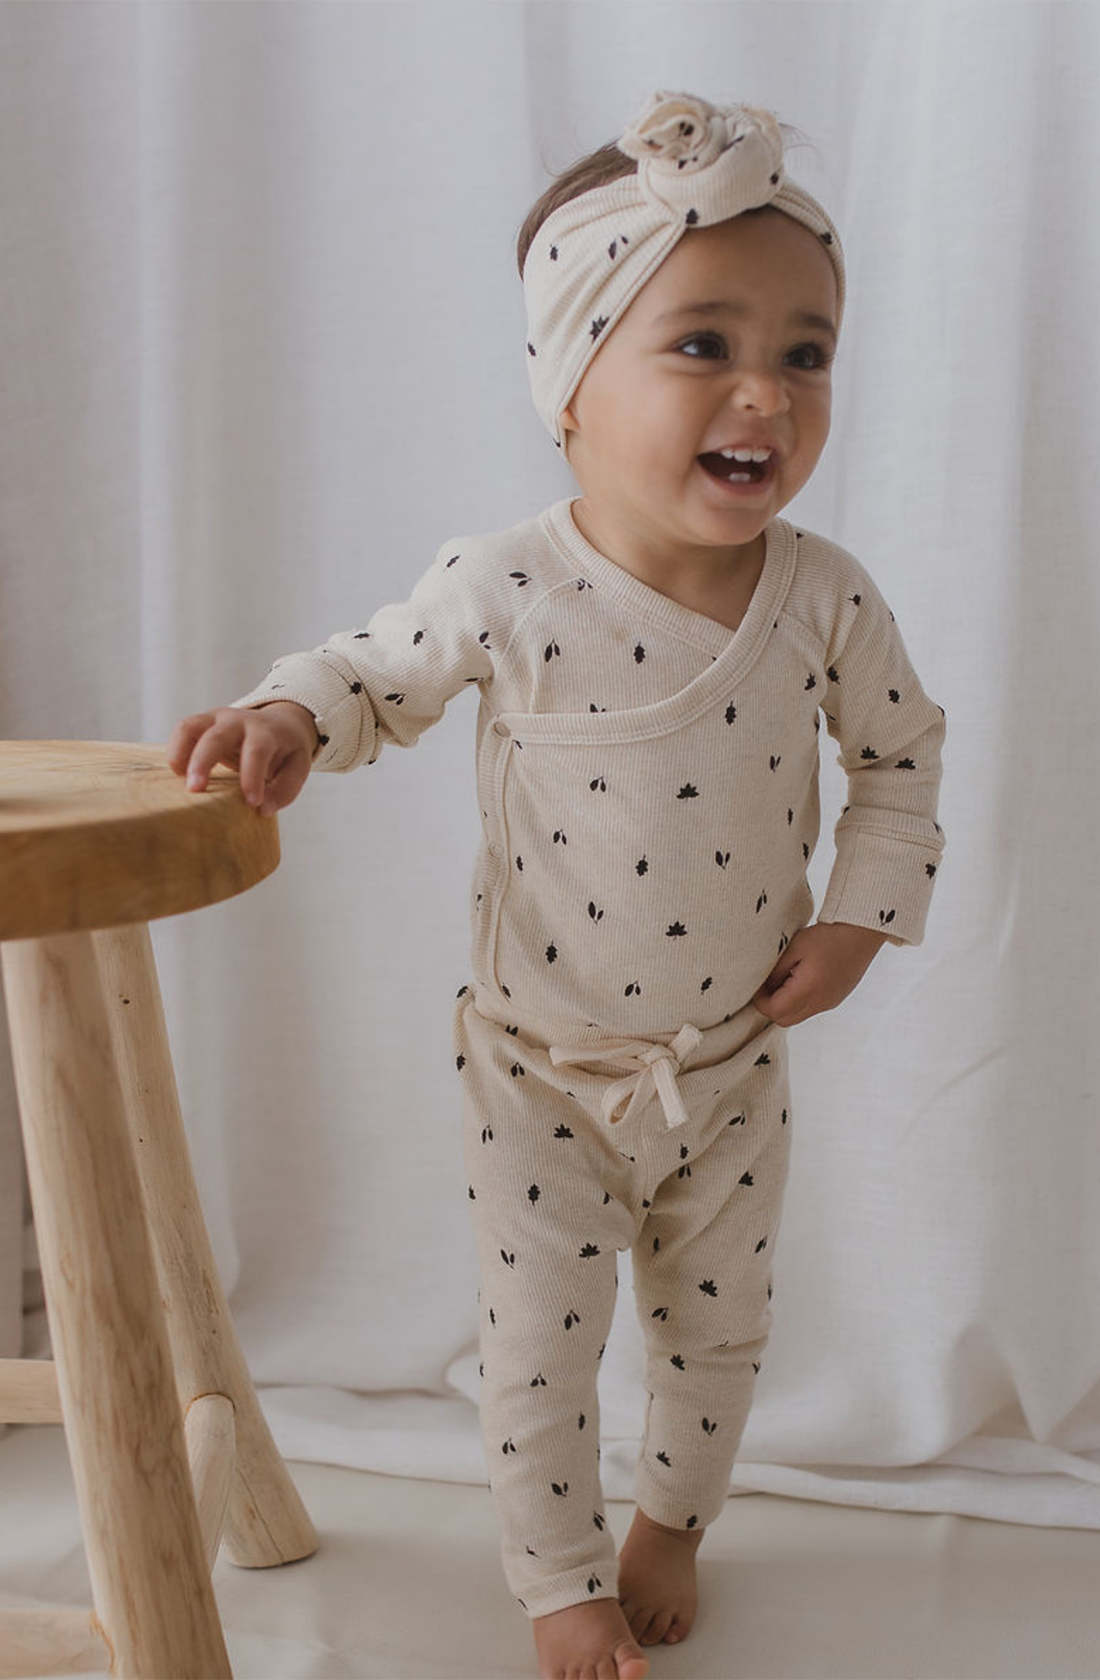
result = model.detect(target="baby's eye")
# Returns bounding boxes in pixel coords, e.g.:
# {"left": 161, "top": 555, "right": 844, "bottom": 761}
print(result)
{"left": 677, "top": 332, "right": 727, "bottom": 360}
{"left": 784, "top": 341, "right": 833, "bottom": 370}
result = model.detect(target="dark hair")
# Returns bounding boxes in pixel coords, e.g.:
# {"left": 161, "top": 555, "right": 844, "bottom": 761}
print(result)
{"left": 516, "top": 120, "right": 812, "bottom": 279}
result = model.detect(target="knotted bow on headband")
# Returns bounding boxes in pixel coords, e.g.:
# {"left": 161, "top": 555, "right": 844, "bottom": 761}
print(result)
{"left": 522, "top": 90, "right": 846, "bottom": 447}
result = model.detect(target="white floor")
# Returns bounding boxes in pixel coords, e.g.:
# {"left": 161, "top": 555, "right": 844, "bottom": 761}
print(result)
{"left": 3, "top": 1423, "right": 1100, "bottom": 1680}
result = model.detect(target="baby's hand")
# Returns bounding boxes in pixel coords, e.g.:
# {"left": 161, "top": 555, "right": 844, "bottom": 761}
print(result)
{"left": 167, "top": 702, "right": 320, "bottom": 817}
{"left": 751, "top": 922, "right": 888, "bottom": 1027}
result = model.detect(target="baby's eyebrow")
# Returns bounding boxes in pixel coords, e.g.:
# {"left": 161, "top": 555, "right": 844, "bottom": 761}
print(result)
{"left": 655, "top": 301, "right": 838, "bottom": 342}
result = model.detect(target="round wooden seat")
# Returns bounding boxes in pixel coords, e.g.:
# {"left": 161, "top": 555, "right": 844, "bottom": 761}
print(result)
{"left": 0, "top": 741, "right": 314, "bottom": 1679}
{"left": 0, "top": 740, "right": 280, "bottom": 938}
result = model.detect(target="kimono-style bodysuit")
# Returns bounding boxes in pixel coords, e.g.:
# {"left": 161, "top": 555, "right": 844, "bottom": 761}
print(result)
{"left": 233, "top": 496, "right": 946, "bottom": 1617}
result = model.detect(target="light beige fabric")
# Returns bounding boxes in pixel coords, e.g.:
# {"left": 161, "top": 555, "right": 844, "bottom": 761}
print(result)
{"left": 234, "top": 496, "right": 945, "bottom": 1044}
{"left": 521, "top": 90, "right": 846, "bottom": 446}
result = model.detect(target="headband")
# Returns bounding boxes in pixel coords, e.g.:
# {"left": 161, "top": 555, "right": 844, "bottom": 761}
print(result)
{"left": 522, "top": 90, "right": 846, "bottom": 447}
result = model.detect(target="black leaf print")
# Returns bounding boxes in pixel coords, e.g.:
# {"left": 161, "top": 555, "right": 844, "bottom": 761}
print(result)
{"left": 349, "top": 681, "right": 362, "bottom": 694}
{"left": 593, "top": 1512, "right": 606, "bottom": 1531}
{"left": 509, "top": 571, "right": 531, "bottom": 587}
{"left": 530, "top": 1372, "right": 546, "bottom": 1387}
{"left": 805, "top": 673, "right": 816, "bottom": 690}
{"left": 588, "top": 902, "right": 604, "bottom": 922}
{"left": 769, "top": 755, "right": 781, "bottom": 771}
{"left": 500, "top": 1250, "right": 515, "bottom": 1268}
{"left": 468, "top": 1185, "right": 475, "bottom": 1199}
{"left": 787, "top": 809, "right": 794, "bottom": 826}
{"left": 413, "top": 629, "right": 425, "bottom": 646}
{"left": 926, "top": 862, "right": 938, "bottom": 878}
{"left": 546, "top": 944, "right": 557, "bottom": 964}
{"left": 651, "top": 1306, "right": 668, "bottom": 1321}
{"left": 685, "top": 208, "right": 699, "bottom": 225}
{"left": 656, "top": 1451, "right": 671, "bottom": 1466}
{"left": 545, "top": 641, "right": 561, "bottom": 662}
{"left": 755, "top": 1237, "right": 768, "bottom": 1253}
{"left": 889, "top": 688, "right": 901, "bottom": 703}
{"left": 725, "top": 704, "right": 737, "bottom": 724}
{"left": 896, "top": 757, "right": 916, "bottom": 770}
{"left": 754, "top": 1051, "right": 771, "bottom": 1066}
{"left": 384, "top": 692, "right": 405, "bottom": 706}
{"left": 701, "top": 976, "right": 713, "bottom": 991}
{"left": 739, "top": 1171, "right": 754, "bottom": 1186}
{"left": 755, "top": 890, "right": 768, "bottom": 913}
{"left": 686, "top": 1515, "right": 699, "bottom": 1529}
{"left": 608, "top": 239, "right": 618, "bottom": 259}
{"left": 590, "top": 776, "right": 607, "bottom": 792}
{"left": 716, "top": 850, "right": 730, "bottom": 869}
{"left": 481, "top": 1124, "right": 493, "bottom": 1143}
{"left": 699, "top": 1279, "right": 718, "bottom": 1297}
{"left": 510, "top": 1063, "right": 526, "bottom": 1079}
{"left": 803, "top": 842, "right": 811, "bottom": 860}
{"left": 861, "top": 746, "right": 880, "bottom": 761}
{"left": 456, "top": 1054, "right": 466, "bottom": 1071}
{"left": 827, "top": 665, "right": 840, "bottom": 683}
{"left": 590, "top": 315, "right": 609, "bottom": 340}
{"left": 563, "top": 1309, "right": 581, "bottom": 1330}
{"left": 728, "top": 1112, "right": 746, "bottom": 1127}
{"left": 551, "top": 1481, "right": 569, "bottom": 1496}
{"left": 624, "top": 981, "right": 641, "bottom": 996}
{"left": 634, "top": 643, "right": 646, "bottom": 663}
{"left": 666, "top": 921, "right": 687, "bottom": 938}
{"left": 553, "top": 829, "right": 568, "bottom": 845}
{"left": 515, "top": 856, "right": 523, "bottom": 872}
{"left": 549, "top": 244, "right": 558, "bottom": 260}
{"left": 586, "top": 1573, "right": 601, "bottom": 1594}
{"left": 702, "top": 1418, "right": 718, "bottom": 1435}
{"left": 878, "top": 908, "right": 896, "bottom": 927}
{"left": 479, "top": 631, "right": 491, "bottom": 646}
{"left": 670, "top": 1354, "right": 686, "bottom": 1370}
{"left": 636, "top": 856, "right": 648, "bottom": 876}
{"left": 579, "top": 1243, "right": 600, "bottom": 1258}
{"left": 678, "top": 783, "right": 699, "bottom": 799}
{"left": 777, "top": 932, "right": 789, "bottom": 956}
{"left": 446, "top": 553, "right": 460, "bottom": 567}
{"left": 527, "top": 341, "right": 536, "bottom": 357}
{"left": 554, "top": 1124, "right": 574, "bottom": 1139}
{"left": 502, "top": 1438, "right": 517, "bottom": 1454}
{"left": 528, "top": 1184, "right": 540, "bottom": 1203}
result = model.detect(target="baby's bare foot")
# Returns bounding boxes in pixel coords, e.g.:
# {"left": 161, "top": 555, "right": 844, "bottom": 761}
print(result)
{"left": 531, "top": 1596, "right": 649, "bottom": 1680}
{"left": 616, "top": 1507, "right": 704, "bottom": 1646}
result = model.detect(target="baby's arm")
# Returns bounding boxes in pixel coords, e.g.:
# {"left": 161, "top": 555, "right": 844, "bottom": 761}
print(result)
{"left": 167, "top": 700, "right": 320, "bottom": 816}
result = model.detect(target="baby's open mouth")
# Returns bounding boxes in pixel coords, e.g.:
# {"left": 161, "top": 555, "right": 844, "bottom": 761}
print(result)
{"left": 698, "top": 449, "right": 774, "bottom": 484}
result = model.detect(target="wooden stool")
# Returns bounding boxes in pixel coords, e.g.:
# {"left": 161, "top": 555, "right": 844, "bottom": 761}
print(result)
{"left": 0, "top": 741, "right": 318, "bottom": 1678}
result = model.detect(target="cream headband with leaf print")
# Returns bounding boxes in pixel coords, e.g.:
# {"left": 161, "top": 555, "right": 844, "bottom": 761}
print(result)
{"left": 522, "top": 90, "right": 846, "bottom": 447}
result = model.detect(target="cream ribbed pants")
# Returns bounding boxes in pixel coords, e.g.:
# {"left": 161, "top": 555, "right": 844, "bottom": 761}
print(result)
{"left": 454, "top": 987, "right": 793, "bottom": 1619}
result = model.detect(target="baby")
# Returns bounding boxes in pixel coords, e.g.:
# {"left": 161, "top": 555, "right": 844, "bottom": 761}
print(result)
{"left": 169, "top": 91, "right": 945, "bottom": 1680}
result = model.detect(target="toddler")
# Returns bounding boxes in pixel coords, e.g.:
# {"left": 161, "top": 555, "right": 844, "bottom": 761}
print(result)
{"left": 169, "top": 91, "right": 945, "bottom": 1680}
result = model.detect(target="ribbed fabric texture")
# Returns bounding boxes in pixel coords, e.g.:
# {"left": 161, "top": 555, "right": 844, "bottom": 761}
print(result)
{"left": 233, "top": 497, "right": 945, "bottom": 1039}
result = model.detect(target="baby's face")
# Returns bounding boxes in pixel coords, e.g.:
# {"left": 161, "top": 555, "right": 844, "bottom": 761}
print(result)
{"left": 560, "top": 208, "right": 837, "bottom": 569}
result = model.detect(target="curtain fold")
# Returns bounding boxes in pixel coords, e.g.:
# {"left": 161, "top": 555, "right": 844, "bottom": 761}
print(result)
{"left": 2, "top": 0, "right": 1098, "bottom": 1528}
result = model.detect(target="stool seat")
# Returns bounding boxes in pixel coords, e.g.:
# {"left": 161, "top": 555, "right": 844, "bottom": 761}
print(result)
{"left": 0, "top": 739, "right": 280, "bottom": 938}
{"left": 0, "top": 740, "right": 316, "bottom": 1678}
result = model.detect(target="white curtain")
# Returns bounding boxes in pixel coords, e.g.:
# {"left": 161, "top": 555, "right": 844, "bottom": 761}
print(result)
{"left": 3, "top": 0, "right": 1100, "bottom": 1528}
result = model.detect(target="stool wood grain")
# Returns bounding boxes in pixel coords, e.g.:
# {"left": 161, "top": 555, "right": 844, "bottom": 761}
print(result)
{"left": 0, "top": 742, "right": 318, "bottom": 1678}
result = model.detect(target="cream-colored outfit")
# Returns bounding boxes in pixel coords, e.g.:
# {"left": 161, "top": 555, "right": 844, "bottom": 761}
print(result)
{"left": 233, "top": 495, "right": 945, "bottom": 1615}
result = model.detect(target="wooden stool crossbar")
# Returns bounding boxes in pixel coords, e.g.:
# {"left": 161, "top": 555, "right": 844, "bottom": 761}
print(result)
{"left": 0, "top": 742, "right": 318, "bottom": 1678}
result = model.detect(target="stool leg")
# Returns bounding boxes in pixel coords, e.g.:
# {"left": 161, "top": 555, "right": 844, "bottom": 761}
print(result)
{"left": 93, "top": 922, "right": 318, "bottom": 1568}
{"left": 1, "top": 931, "right": 232, "bottom": 1680}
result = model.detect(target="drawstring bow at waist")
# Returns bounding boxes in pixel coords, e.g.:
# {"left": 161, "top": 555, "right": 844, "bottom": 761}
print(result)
{"left": 547, "top": 1024, "right": 704, "bottom": 1129}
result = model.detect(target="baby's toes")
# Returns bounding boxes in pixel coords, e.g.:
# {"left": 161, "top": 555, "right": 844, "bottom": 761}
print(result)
{"left": 641, "top": 1610, "right": 676, "bottom": 1646}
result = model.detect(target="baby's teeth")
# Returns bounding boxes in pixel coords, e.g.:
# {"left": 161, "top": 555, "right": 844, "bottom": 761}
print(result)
{"left": 718, "top": 447, "right": 772, "bottom": 462}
